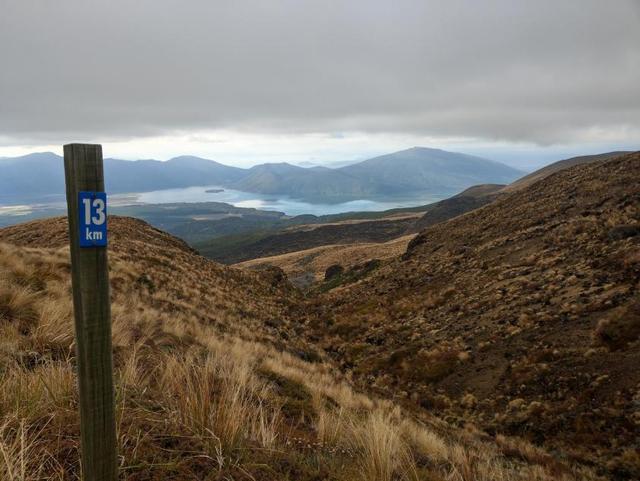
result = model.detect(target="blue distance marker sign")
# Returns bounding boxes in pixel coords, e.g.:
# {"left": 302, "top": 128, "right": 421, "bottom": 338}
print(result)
{"left": 78, "top": 191, "right": 107, "bottom": 247}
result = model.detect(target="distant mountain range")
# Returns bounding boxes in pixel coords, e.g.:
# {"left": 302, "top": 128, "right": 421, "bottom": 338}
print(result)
{"left": 0, "top": 147, "right": 523, "bottom": 204}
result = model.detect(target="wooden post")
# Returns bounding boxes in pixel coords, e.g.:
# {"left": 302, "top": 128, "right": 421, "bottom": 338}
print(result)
{"left": 63, "top": 143, "right": 118, "bottom": 481}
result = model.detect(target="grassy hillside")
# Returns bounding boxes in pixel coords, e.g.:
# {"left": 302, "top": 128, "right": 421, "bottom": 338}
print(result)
{"left": 299, "top": 152, "right": 640, "bottom": 478}
{"left": 0, "top": 217, "right": 595, "bottom": 481}
{"left": 501, "top": 151, "right": 630, "bottom": 193}
{"left": 237, "top": 234, "right": 416, "bottom": 288}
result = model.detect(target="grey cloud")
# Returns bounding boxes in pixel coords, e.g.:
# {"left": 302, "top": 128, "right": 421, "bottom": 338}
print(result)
{"left": 1, "top": 0, "right": 639, "bottom": 145}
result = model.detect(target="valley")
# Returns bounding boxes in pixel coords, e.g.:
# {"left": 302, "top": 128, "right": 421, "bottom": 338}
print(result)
{"left": 0, "top": 217, "right": 600, "bottom": 481}
{"left": 0, "top": 150, "right": 638, "bottom": 480}
{"left": 237, "top": 234, "right": 416, "bottom": 288}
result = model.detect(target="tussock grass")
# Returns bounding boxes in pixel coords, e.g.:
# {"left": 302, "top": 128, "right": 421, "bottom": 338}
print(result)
{"left": 0, "top": 419, "right": 58, "bottom": 481}
{"left": 0, "top": 237, "right": 605, "bottom": 481}
{"left": 237, "top": 234, "right": 414, "bottom": 286}
{"left": 161, "top": 351, "right": 280, "bottom": 456}
{"left": 314, "top": 395, "right": 346, "bottom": 447}
{"left": 346, "top": 408, "right": 418, "bottom": 481}
{"left": 401, "top": 419, "right": 449, "bottom": 463}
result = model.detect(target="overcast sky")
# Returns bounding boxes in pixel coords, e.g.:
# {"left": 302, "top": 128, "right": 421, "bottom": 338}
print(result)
{"left": 1, "top": 0, "right": 638, "bottom": 169}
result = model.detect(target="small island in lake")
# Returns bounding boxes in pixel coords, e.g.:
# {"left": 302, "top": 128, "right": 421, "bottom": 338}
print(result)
{"left": 205, "top": 188, "right": 224, "bottom": 193}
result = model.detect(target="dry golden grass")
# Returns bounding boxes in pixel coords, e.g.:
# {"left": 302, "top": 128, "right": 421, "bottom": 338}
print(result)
{"left": 0, "top": 219, "right": 607, "bottom": 480}
{"left": 0, "top": 419, "right": 65, "bottom": 481}
{"left": 237, "top": 234, "right": 415, "bottom": 286}
{"left": 345, "top": 408, "right": 418, "bottom": 481}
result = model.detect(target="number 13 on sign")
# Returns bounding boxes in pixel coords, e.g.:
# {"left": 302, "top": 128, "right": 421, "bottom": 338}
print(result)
{"left": 78, "top": 191, "right": 108, "bottom": 247}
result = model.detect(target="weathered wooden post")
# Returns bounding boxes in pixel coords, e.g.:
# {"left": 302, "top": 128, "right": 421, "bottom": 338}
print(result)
{"left": 63, "top": 143, "right": 117, "bottom": 481}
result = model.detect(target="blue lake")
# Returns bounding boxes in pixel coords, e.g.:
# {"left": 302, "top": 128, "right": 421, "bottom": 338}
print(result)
{"left": 134, "top": 185, "right": 446, "bottom": 216}
{"left": 0, "top": 186, "right": 447, "bottom": 224}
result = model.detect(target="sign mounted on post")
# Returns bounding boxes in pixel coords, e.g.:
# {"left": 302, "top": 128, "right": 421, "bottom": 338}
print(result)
{"left": 78, "top": 191, "right": 107, "bottom": 247}
{"left": 64, "top": 144, "right": 117, "bottom": 481}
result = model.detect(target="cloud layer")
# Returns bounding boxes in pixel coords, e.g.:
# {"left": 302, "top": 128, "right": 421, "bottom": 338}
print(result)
{"left": 2, "top": 0, "right": 639, "bottom": 146}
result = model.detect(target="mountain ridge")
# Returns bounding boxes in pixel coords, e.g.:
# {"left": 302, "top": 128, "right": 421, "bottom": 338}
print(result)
{"left": 501, "top": 151, "right": 632, "bottom": 193}
{"left": 0, "top": 147, "right": 523, "bottom": 204}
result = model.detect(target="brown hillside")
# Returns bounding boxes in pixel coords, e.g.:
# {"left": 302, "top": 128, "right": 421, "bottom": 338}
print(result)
{"left": 1, "top": 215, "right": 599, "bottom": 480}
{"left": 0, "top": 216, "right": 299, "bottom": 345}
{"left": 501, "top": 151, "right": 630, "bottom": 193}
{"left": 456, "top": 184, "right": 506, "bottom": 198}
{"left": 203, "top": 216, "right": 417, "bottom": 264}
{"left": 301, "top": 152, "right": 640, "bottom": 478}
{"left": 237, "top": 234, "right": 415, "bottom": 288}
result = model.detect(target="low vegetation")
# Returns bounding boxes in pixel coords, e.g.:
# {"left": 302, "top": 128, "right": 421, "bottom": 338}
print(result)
{"left": 2, "top": 153, "right": 638, "bottom": 480}
{"left": 299, "top": 152, "right": 640, "bottom": 479}
{"left": 237, "top": 235, "right": 413, "bottom": 289}
{"left": 0, "top": 217, "right": 604, "bottom": 480}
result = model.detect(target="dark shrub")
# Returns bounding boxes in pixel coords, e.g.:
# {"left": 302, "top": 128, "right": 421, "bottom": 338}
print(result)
{"left": 324, "top": 264, "right": 344, "bottom": 281}
{"left": 608, "top": 224, "right": 640, "bottom": 241}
